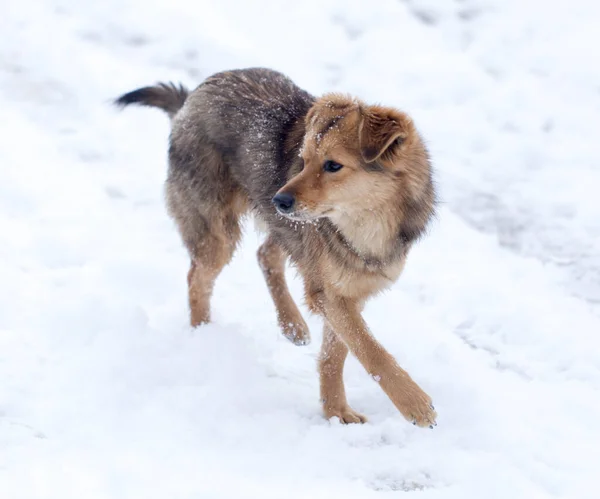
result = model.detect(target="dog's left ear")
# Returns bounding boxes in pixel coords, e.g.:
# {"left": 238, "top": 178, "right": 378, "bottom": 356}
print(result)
{"left": 359, "top": 106, "right": 411, "bottom": 163}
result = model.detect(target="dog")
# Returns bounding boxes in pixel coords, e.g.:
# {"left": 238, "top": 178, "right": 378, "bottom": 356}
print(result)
{"left": 115, "top": 68, "right": 437, "bottom": 426}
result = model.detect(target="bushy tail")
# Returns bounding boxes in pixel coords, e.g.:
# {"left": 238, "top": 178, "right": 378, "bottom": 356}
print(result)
{"left": 114, "top": 82, "right": 189, "bottom": 118}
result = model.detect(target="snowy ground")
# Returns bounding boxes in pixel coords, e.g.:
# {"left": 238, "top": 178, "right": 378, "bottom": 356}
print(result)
{"left": 2, "top": 0, "right": 600, "bottom": 497}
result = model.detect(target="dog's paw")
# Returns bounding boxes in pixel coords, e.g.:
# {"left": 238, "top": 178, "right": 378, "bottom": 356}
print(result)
{"left": 325, "top": 405, "right": 368, "bottom": 424}
{"left": 281, "top": 320, "right": 311, "bottom": 346}
{"left": 393, "top": 382, "right": 437, "bottom": 428}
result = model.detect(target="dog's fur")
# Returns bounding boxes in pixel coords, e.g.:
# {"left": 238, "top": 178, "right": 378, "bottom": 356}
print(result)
{"left": 115, "top": 68, "right": 437, "bottom": 426}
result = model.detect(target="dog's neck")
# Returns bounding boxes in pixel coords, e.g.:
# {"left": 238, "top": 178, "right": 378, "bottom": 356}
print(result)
{"left": 328, "top": 204, "right": 405, "bottom": 264}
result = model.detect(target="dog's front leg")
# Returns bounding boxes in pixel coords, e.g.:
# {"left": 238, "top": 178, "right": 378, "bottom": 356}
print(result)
{"left": 322, "top": 295, "right": 437, "bottom": 427}
{"left": 319, "top": 323, "right": 367, "bottom": 423}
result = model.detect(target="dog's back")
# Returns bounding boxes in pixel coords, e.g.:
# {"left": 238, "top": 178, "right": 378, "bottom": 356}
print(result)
{"left": 116, "top": 67, "right": 314, "bottom": 221}
{"left": 170, "top": 68, "right": 314, "bottom": 221}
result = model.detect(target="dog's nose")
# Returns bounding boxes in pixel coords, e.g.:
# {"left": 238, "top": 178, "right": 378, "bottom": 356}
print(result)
{"left": 272, "top": 192, "right": 295, "bottom": 214}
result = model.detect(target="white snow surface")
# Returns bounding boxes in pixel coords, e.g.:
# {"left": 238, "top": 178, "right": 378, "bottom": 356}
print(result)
{"left": 2, "top": 0, "right": 600, "bottom": 497}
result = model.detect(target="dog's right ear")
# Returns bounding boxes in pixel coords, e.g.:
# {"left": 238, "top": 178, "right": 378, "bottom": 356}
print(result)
{"left": 359, "top": 106, "right": 412, "bottom": 163}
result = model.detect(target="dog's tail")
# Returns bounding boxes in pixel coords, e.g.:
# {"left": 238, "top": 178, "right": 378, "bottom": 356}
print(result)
{"left": 114, "top": 82, "right": 189, "bottom": 118}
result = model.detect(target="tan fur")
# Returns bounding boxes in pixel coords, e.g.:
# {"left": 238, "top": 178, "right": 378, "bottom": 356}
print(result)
{"left": 116, "top": 68, "right": 437, "bottom": 427}
{"left": 319, "top": 324, "right": 366, "bottom": 423}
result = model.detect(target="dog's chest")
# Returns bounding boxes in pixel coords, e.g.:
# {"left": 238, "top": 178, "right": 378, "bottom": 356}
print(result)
{"left": 323, "top": 255, "right": 407, "bottom": 300}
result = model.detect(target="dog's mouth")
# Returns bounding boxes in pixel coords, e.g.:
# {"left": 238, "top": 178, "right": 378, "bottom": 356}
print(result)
{"left": 276, "top": 207, "right": 334, "bottom": 223}
{"left": 277, "top": 210, "right": 319, "bottom": 222}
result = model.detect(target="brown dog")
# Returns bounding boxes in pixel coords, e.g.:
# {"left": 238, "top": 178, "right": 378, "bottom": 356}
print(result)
{"left": 115, "top": 68, "right": 437, "bottom": 426}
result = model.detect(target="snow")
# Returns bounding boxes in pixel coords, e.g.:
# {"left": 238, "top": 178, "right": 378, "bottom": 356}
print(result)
{"left": 2, "top": 0, "right": 600, "bottom": 497}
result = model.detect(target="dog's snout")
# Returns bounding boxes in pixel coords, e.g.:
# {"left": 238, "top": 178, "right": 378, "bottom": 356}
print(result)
{"left": 272, "top": 192, "right": 295, "bottom": 214}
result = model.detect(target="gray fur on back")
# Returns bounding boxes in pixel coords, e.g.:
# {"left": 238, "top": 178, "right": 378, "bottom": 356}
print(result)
{"left": 167, "top": 68, "right": 315, "bottom": 251}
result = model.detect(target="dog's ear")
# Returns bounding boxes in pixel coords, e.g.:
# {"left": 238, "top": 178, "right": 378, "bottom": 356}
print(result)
{"left": 305, "top": 105, "right": 319, "bottom": 129}
{"left": 359, "top": 106, "right": 411, "bottom": 163}
{"left": 306, "top": 94, "right": 357, "bottom": 131}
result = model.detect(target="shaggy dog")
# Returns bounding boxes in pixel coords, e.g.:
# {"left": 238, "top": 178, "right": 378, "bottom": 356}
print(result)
{"left": 115, "top": 68, "right": 437, "bottom": 426}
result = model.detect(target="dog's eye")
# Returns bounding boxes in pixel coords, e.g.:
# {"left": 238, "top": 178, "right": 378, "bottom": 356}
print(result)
{"left": 323, "top": 160, "right": 343, "bottom": 173}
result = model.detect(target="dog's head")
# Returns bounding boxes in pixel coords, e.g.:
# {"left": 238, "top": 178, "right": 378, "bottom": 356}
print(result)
{"left": 272, "top": 94, "right": 431, "bottom": 223}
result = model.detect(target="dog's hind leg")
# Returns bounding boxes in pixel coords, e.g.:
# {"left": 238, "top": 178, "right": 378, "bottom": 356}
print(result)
{"left": 186, "top": 218, "right": 240, "bottom": 326}
{"left": 257, "top": 235, "right": 311, "bottom": 345}
{"left": 166, "top": 135, "right": 248, "bottom": 327}
{"left": 167, "top": 176, "right": 246, "bottom": 326}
